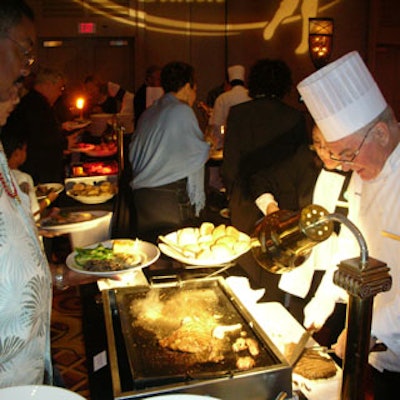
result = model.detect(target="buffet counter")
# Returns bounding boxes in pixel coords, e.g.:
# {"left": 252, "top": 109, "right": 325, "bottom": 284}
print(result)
{"left": 79, "top": 261, "right": 341, "bottom": 400}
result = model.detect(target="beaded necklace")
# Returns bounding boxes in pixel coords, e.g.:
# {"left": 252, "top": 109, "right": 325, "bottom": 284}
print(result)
{"left": 0, "top": 169, "right": 21, "bottom": 202}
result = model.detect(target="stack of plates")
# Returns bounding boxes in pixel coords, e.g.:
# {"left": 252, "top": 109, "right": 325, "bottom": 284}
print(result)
{"left": 0, "top": 385, "right": 85, "bottom": 399}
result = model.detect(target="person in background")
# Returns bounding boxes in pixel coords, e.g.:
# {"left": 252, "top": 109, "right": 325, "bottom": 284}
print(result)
{"left": 197, "top": 75, "right": 231, "bottom": 121}
{"left": 84, "top": 74, "right": 134, "bottom": 116}
{"left": 222, "top": 58, "right": 308, "bottom": 289}
{"left": 2, "top": 66, "right": 78, "bottom": 184}
{"left": 298, "top": 50, "right": 400, "bottom": 399}
{"left": 129, "top": 61, "right": 210, "bottom": 243}
{"left": 209, "top": 64, "right": 250, "bottom": 131}
{"left": 1, "top": 131, "right": 58, "bottom": 219}
{"left": 0, "top": 0, "right": 54, "bottom": 387}
{"left": 134, "top": 65, "right": 162, "bottom": 127}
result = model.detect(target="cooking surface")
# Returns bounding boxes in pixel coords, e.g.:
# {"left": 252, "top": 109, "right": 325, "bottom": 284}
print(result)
{"left": 114, "top": 279, "right": 282, "bottom": 389}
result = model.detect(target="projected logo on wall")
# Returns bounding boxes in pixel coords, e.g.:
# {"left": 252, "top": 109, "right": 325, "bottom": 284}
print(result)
{"left": 75, "top": 0, "right": 340, "bottom": 55}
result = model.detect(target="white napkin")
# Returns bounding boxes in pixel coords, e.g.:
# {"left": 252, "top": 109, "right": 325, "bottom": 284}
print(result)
{"left": 225, "top": 276, "right": 265, "bottom": 308}
{"left": 293, "top": 369, "right": 342, "bottom": 400}
{"left": 97, "top": 269, "right": 149, "bottom": 291}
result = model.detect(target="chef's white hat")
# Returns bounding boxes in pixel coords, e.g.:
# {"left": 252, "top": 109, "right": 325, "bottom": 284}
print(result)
{"left": 228, "top": 65, "right": 245, "bottom": 82}
{"left": 297, "top": 51, "right": 387, "bottom": 142}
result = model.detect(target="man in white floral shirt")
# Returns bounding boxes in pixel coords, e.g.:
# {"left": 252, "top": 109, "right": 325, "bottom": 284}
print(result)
{"left": 0, "top": 0, "right": 53, "bottom": 387}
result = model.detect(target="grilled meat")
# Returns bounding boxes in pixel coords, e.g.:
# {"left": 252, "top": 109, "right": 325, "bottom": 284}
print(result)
{"left": 159, "top": 319, "right": 213, "bottom": 354}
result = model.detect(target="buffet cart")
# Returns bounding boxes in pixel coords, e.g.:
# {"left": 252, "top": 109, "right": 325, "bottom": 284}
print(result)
{"left": 77, "top": 254, "right": 342, "bottom": 400}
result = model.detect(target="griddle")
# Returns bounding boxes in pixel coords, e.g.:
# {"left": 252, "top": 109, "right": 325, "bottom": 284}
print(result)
{"left": 102, "top": 277, "right": 292, "bottom": 399}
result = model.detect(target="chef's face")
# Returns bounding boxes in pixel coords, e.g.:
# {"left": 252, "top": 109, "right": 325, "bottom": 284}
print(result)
{"left": 0, "top": 16, "right": 35, "bottom": 104}
{"left": 312, "top": 126, "right": 340, "bottom": 170}
{"left": 326, "top": 124, "right": 388, "bottom": 181}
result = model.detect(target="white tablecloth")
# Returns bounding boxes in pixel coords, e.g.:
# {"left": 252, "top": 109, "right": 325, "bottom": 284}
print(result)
{"left": 225, "top": 276, "right": 342, "bottom": 400}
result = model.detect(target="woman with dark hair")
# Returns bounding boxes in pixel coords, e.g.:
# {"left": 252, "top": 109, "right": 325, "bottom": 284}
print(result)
{"left": 247, "top": 58, "right": 292, "bottom": 100}
{"left": 222, "top": 57, "right": 308, "bottom": 293}
{"left": 128, "top": 61, "right": 210, "bottom": 243}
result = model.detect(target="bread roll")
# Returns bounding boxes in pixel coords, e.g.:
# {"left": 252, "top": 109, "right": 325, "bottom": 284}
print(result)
{"left": 234, "top": 240, "right": 250, "bottom": 254}
{"left": 72, "top": 182, "right": 86, "bottom": 191}
{"left": 198, "top": 234, "right": 213, "bottom": 244}
{"left": 215, "top": 235, "right": 237, "bottom": 249}
{"left": 212, "top": 224, "right": 226, "bottom": 241}
{"left": 200, "top": 222, "right": 215, "bottom": 236}
{"left": 99, "top": 181, "right": 112, "bottom": 192}
{"left": 211, "top": 243, "right": 232, "bottom": 259}
{"left": 238, "top": 232, "right": 251, "bottom": 243}
{"left": 226, "top": 225, "right": 240, "bottom": 240}
{"left": 196, "top": 248, "right": 213, "bottom": 260}
{"left": 177, "top": 227, "right": 199, "bottom": 246}
{"left": 183, "top": 243, "right": 201, "bottom": 257}
{"left": 113, "top": 239, "right": 137, "bottom": 255}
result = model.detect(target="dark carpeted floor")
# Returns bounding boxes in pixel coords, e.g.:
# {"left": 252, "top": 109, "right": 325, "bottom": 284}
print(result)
{"left": 51, "top": 286, "right": 90, "bottom": 399}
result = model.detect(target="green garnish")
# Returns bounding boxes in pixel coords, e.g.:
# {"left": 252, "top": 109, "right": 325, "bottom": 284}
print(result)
{"left": 75, "top": 244, "right": 114, "bottom": 266}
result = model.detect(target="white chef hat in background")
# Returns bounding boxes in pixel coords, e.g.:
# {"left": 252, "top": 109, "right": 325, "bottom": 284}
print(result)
{"left": 297, "top": 51, "right": 387, "bottom": 142}
{"left": 228, "top": 64, "right": 245, "bottom": 82}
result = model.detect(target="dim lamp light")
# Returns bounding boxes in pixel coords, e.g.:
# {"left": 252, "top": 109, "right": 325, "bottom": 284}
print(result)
{"left": 308, "top": 18, "right": 334, "bottom": 70}
{"left": 76, "top": 97, "right": 85, "bottom": 121}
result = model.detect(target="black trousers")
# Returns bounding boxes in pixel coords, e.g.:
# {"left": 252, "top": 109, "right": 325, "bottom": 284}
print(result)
{"left": 132, "top": 178, "right": 198, "bottom": 244}
{"left": 372, "top": 367, "right": 399, "bottom": 399}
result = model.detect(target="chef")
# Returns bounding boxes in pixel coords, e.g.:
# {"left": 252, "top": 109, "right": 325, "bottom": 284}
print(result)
{"left": 297, "top": 51, "right": 400, "bottom": 400}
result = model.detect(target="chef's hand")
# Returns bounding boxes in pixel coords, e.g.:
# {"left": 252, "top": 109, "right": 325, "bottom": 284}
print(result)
{"left": 332, "top": 329, "right": 347, "bottom": 359}
{"left": 303, "top": 295, "right": 336, "bottom": 331}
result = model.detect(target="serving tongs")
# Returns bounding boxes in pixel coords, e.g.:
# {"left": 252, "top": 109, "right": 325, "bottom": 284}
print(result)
{"left": 158, "top": 235, "right": 197, "bottom": 258}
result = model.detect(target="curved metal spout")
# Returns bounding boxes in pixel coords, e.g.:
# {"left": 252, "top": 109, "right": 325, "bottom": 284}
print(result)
{"left": 314, "top": 212, "right": 369, "bottom": 268}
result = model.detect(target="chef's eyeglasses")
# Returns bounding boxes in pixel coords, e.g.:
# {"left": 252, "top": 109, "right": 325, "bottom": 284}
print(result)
{"left": 6, "top": 35, "right": 35, "bottom": 67}
{"left": 328, "top": 125, "right": 374, "bottom": 164}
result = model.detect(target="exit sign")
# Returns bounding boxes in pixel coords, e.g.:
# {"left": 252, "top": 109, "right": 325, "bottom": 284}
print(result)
{"left": 78, "top": 22, "right": 96, "bottom": 34}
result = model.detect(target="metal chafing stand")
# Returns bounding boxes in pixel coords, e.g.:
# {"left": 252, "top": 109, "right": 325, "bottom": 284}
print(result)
{"left": 327, "top": 213, "right": 392, "bottom": 400}
{"left": 252, "top": 205, "right": 392, "bottom": 400}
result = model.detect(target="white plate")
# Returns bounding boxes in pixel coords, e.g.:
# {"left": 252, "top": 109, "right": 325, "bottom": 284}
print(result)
{"left": 0, "top": 385, "right": 85, "bottom": 399}
{"left": 86, "top": 147, "right": 117, "bottom": 157}
{"left": 66, "top": 239, "right": 160, "bottom": 276}
{"left": 143, "top": 395, "right": 220, "bottom": 399}
{"left": 158, "top": 231, "right": 250, "bottom": 266}
{"left": 66, "top": 190, "right": 115, "bottom": 204}
{"left": 38, "top": 210, "right": 111, "bottom": 233}
{"left": 66, "top": 120, "right": 92, "bottom": 130}
{"left": 35, "top": 183, "right": 64, "bottom": 200}
{"left": 69, "top": 143, "right": 96, "bottom": 153}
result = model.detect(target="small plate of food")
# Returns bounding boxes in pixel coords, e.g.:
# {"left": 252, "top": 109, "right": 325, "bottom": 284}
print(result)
{"left": 69, "top": 142, "right": 96, "bottom": 153}
{"left": 66, "top": 180, "right": 118, "bottom": 204}
{"left": 35, "top": 183, "right": 64, "bottom": 200}
{"left": 86, "top": 142, "right": 117, "bottom": 157}
{"left": 64, "top": 119, "right": 92, "bottom": 131}
{"left": 158, "top": 222, "right": 252, "bottom": 266}
{"left": 66, "top": 239, "right": 160, "bottom": 276}
{"left": 38, "top": 210, "right": 111, "bottom": 233}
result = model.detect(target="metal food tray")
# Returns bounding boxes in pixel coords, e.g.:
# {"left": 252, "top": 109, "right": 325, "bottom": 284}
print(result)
{"left": 102, "top": 277, "right": 292, "bottom": 399}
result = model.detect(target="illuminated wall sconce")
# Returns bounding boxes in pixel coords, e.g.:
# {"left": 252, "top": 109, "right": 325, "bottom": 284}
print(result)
{"left": 308, "top": 18, "right": 334, "bottom": 69}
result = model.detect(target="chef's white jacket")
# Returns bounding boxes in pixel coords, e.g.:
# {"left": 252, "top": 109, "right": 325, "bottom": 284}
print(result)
{"left": 348, "top": 143, "right": 400, "bottom": 373}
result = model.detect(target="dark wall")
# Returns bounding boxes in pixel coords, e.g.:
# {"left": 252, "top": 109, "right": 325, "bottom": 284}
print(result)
{"left": 27, "top": 0, "right": 369, "bottom": 112}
